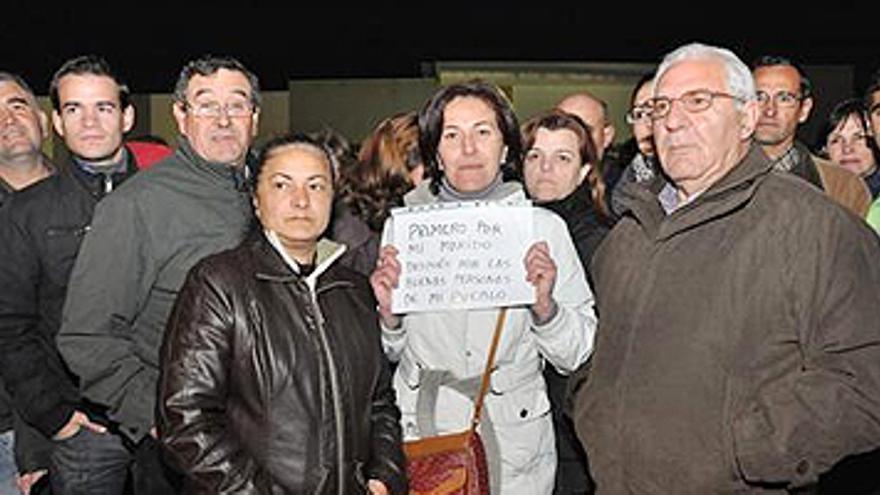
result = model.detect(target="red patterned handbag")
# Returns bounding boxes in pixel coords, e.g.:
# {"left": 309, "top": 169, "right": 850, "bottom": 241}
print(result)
{"left": 402, "top": 309, "right": 507, "bottom": 495}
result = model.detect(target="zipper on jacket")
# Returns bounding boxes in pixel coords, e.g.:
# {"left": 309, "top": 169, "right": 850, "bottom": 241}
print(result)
{"left": 309, "top": 286, "right": 346, "bottom": 495}
{"left": 46, "top": 225, "right": 90, "bottom": 237}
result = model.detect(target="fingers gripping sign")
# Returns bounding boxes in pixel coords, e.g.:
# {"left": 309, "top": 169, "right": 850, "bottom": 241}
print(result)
{"left": 370, "top": 245, "right": 402, "bottom": 329}
{"left": 524, "top": 241, "right": 558, "bottom": 324}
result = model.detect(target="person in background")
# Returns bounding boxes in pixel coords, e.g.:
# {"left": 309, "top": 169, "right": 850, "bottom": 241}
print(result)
{"left": 610, "top": 73, "right": 666, "bottom": 218}
{"left": 159, "top": 133, "right": 407, "bottom": 494}
{"left": 331, "top": 112, "right": 422, "bottom": 276}
{"left": 556, "top": 91, "right": 623, "bottom": 191}
{"left": 370, "top": 80, "right": 596, "bottom": 494}
{"left": 0, "top": 73, "right": 52, "bottom": 207}
{"left": 752, "top": 56, "right": 871, "bottom": 216}
{"left": 0, "top": 71, "right": 54, "bottom": 495}
{"left": 520, "top": 109, "right": 610, "bottom": 494}
{"left": 820, "top": 98, "right": 880, "bottom": 199}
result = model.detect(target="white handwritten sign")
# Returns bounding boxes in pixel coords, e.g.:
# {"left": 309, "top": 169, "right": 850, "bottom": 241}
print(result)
{"left": 389, "top": 200, "right": 535, "bottom": 313}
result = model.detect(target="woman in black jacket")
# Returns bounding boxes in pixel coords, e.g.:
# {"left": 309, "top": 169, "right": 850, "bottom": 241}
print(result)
{"left": 520, "top": 110, "right": 612, "bottom": 495}
{"left": 158, "top": 133, "right": 407, "bottom": 494}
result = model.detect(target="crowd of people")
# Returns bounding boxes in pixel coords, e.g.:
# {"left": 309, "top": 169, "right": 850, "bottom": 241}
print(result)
{"left": 0, "top": 41, "right": 878, "bottom": 494}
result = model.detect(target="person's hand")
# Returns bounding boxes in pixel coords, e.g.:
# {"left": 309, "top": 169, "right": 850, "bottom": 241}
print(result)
{"left": 370, "top": 245, "right": 401, "bottom": 329}
{"left": 524, "top": 241, "right": 558, "bottom": 323}
{"left": 16, "top": 469, "right": 47, "bottom": 495}
{"left": 53, "top": 410, "right": 107, "bottom": 440}
{"left": 367, "top": 479, "right": 389, "bottom": 495}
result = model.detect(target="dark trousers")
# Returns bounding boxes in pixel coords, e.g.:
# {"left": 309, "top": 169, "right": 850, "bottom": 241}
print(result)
{"left": 50, "top": 429, "right": 178, "bottom": 494}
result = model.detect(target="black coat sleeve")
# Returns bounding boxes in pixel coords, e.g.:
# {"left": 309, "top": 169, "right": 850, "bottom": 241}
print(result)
{"left": 365, "top": 330, "right": 408, "bottom": 495}
{"left": 0, "top": 208, "right": 78, "bottom": 438}
{"left": 158, "top": 263, "right": 273, "bottom": 494}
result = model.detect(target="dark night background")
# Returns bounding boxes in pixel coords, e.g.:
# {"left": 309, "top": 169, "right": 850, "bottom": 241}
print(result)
{"left": 2, "top": 3, "right": 878, "bottom": 95}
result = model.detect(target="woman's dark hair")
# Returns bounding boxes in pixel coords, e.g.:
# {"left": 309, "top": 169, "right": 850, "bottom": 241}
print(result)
{"left": 418, "top": 80, "right": 522, "bottom": 195}
{"left": 520, "top": 110, "right": 608, "bottom": 220}
{"left": 818, "top": 99, "right": 880, "bottom": 166}
{"left": 630, "top": 71, "right": 655, "bottom": 107}
{"left": 337, "top": 112, "right": 420, "bottom": 232}
{"left": 253, "top": 132, "right": 335, "bottom": 186}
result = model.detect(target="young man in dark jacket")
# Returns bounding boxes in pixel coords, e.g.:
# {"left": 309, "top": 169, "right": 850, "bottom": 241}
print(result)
{"left": 0, "top": 56, "right": 138, "bottom": 493}
{"left": 574, "top": 42, "right": 880, "bottom": 493}
{"left": 57, "top": 56, "right": 260, "bottom": 494}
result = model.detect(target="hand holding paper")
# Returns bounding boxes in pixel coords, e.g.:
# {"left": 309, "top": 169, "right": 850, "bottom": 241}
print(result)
{"left": 524, "top": 241, "right": 558, "bottom": 324}
{"left": 370, "top": 245, "right": 402, "bottom": 328}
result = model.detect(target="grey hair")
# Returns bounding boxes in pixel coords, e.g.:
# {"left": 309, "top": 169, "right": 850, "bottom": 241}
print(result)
{"left": 0, "top": 72, "right": 39, "bottom": 107}
{"left": 655, "top": 42, "right": 755, "bottom": 106}
{"left": 173, "top": 55, "right": 261, "bottom": 109}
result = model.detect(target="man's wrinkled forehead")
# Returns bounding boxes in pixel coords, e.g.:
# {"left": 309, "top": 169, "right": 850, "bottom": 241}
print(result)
{"left": 655, "top": 58, "right": 728, "bottom": 97}
{"left": 0, "top": 81, "right": 37, "bottom": 108}
{"left": 185, "top": 69, "right": 253, "bottom": 101}
{"left": 753, "top": 65, "right": 800, "bottom": 91}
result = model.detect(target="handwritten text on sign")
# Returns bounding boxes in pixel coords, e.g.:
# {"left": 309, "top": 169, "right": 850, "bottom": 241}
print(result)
{"left": 390, "top": 201, "right": 535, "bottom": 313}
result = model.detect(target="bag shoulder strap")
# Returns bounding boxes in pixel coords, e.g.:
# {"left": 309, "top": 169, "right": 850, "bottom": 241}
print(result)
{"left": 469, "top": 307, "right": 507, "bottom": 432}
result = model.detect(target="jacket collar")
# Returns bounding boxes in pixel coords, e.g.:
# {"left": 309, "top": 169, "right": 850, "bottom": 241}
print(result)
{"left": 622, "top": 143, "right": 773, "bottom": 241}
{"left": 538, "top": 180, "right": 594, "bottom": 223}
{"left": 176, "top": 137, "right": 250, "bottom": 191}
{"left": 250, "top": 229, "right": 348, "bottom": 290}
{"left": 789, "top": 141, "right": 823, "bottom": 189}
{"left": 65, "top": 146, "right": 137, "bottom": 199}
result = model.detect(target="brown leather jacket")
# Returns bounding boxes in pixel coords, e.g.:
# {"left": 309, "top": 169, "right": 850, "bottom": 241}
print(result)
{"left": 158, "top": 231, "right": 407, "bottom": 494}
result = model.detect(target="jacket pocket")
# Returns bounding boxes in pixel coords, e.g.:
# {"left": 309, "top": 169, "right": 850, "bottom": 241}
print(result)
{"left": 45, "top": 224, "right": 89, "bottom": 283}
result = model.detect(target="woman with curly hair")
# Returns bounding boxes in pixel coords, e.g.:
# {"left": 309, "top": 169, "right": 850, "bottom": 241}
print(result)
{"left": 331, "top": 112, "right": 423, "bottom": 276}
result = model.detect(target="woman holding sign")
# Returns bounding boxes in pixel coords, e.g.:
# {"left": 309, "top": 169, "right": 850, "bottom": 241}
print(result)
{"left": 371, "top": 81, "right": 597, "bottom": 494}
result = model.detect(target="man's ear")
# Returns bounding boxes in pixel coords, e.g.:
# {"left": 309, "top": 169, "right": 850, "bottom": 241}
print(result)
{"left": 739, "top": 100, "right": 759, "bottom": 140}
{"left": 250, "top": 107, "right": 260, "bottom": 138}
{"left": 798, "top": 96, "right": 814, "bottom": 125}
{"left": 51, "top": 110, "right": 65, "bottom": 138}
{"left": 172, "top": 101, "right": 188, "bottom": 137}
{"left": 37, "top": 109, "right": 49, "bottom": 140}
{"left": 122, "top": 104, "right": 136, "bottom": 134}
{"left": 602, "top": 123, "right": 616, "bottom": 150}
{"left": 252, "top": 195, "right": 261, "bottom": 220}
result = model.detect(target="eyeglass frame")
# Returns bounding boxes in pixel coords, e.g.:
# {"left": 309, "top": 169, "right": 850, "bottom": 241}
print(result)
{"left": 647, "top": 89, "right": 747, "bottom": 121}
{"left": 182, "top": 99, "right": 256, "bottom": 118}
{"left": 755, "top": 90, "right": 805, "bottom": 108}
{"left": 625, "top": 104, "right": 652, "bottom": 125}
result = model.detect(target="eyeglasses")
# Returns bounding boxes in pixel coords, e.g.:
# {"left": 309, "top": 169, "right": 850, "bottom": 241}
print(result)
{"left": 756, "top": 90, "right": 803, "bottom": 108}
{"left": 648, "top": 89, "right": 745, "bottom": 121}
{"left": 185, "top": 99, "right": 254, "bottom": 118}
{"left": 625, "top": 105, "right": 652, "bottom": 124}
{"left": 826, "top": 133, "right": 872, "bottom": 149}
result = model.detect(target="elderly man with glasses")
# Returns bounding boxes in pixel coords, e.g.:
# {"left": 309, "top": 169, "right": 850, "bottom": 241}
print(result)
{"left": 751, "top": 55, "right": 871, "bottom": 216}
{"left": 571, "top": 42, "right": 880, "bottom": 493}
{"left": 56, "top": 55, "right": 260, "bottom": 494}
